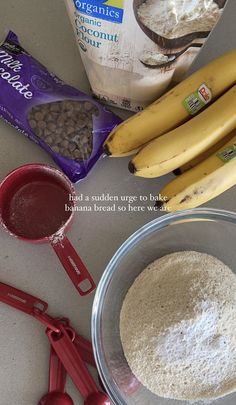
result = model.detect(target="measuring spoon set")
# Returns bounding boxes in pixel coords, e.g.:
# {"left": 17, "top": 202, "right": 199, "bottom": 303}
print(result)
{"left": 0, "top": 282, "right": 111, "bottom": 404}
{"left": 0, "top": 164, "right": 110, "bottom": 402}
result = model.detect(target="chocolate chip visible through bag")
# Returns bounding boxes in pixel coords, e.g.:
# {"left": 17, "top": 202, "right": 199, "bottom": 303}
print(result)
{"left": 28, "top": 100, "right": 99, "bottom": 161}
{"left": 0, "top": 31, "right": 122, "bottom": 182}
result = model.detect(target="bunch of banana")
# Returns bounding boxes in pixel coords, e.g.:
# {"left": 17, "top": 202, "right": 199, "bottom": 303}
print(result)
{"left": 158, "top": 129, "right": 236, "bottom": 212}
{"left": 104, "top": 49, "right": 236, "bottom": 157}
{"left": 129, "top": 85, "right": 236, "bottom": 177}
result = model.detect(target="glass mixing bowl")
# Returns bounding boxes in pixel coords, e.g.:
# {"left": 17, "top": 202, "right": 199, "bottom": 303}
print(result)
{"left": 92, "top": 208, "right": 236, "bottom": 405}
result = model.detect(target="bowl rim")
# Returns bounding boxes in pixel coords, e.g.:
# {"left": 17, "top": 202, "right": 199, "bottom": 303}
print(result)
{"left": 92, "top": 208, "right": 236, "bottom": 404}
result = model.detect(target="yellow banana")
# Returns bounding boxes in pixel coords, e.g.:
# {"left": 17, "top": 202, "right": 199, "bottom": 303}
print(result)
{"left": 174, "top": 131, "right": 236, "bottom": 175}
{"left": 104, "top": 49, "right": 236, "bottom": 157}
{"left": 129, "top": 86, "right": 236, "bottom": 178}
{"left": 159, "top": 129, "right": 236, "bottom": 212}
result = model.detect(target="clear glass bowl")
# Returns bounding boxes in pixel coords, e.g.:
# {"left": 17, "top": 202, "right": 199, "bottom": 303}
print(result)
{"left": 92, "top": 208, "right": 236, "bottom": 405}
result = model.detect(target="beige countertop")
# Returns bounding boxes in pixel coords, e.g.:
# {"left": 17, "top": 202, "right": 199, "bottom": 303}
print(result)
{"left": 0, "top": 1, "right": 235, "bottom": 404}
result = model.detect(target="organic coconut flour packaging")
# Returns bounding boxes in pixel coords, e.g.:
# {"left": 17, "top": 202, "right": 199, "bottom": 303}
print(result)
{"left": 65, "top": 0, "right": 227, "bottom": 112}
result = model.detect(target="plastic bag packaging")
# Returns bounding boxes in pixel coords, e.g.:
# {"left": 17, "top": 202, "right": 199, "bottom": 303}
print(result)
{"left": 0, "top": 31, "right": 122, "bottom": 182}
{"left": 65, "top": 0, "right": 227, "bottom": 112}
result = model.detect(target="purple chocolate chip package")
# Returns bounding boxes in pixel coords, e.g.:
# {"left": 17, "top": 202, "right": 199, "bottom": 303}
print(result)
{"left": 0, "top": 31, "right": 122, "bottom": 182}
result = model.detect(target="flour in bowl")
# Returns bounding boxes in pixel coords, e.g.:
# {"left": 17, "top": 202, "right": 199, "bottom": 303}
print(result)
{"left": 120, "top": 251, "right": 236, "bottom": 401}
{"left": 138, "top": 0, "right": 222, "bottom": 39}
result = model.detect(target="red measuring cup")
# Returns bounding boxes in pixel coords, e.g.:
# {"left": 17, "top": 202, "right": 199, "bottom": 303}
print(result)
{"left": 0, "top": 164, "right": 95, "bottom": 296}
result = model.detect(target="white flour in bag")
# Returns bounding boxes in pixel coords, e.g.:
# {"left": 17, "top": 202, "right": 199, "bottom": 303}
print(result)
{"left": 120, "top": 251, "right": 236, "bottom": 401}
{"left": 65, "top": 1, "right": 225, "bottom": 111}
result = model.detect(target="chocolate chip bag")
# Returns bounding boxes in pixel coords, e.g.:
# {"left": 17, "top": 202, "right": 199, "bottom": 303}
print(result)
{"left": 0, "top": 31, "right": 122, "bottom": 182}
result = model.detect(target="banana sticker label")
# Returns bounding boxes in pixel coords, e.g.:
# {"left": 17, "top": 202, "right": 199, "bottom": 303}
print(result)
{"left": 183, "top": 83, "right": 212, "bottom": 116}
{"left": 73, "top": 0, "right": 124, "bottom": 23}
{"left": 217, "top": 144, "right": 236, "bottom": 163}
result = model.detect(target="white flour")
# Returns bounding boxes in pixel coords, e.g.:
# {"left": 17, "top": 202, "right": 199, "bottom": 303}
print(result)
{"left": 120, "top": 251, "right": 236, "bottom": 401}
{"left": 138, "top": 0, "right": 222, "bottom": 39}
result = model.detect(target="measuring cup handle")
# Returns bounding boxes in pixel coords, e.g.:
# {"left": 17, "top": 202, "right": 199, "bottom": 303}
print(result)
{"left": 51, "top": 236, "right": 96, "bottom": 296}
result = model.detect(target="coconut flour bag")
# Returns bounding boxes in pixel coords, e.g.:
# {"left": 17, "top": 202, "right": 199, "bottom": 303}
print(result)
{"left": 0, "top": 31, "right": 121, "bottom": 182}
{"left": 65, "top": 0, "right": 227, "bottom": 112}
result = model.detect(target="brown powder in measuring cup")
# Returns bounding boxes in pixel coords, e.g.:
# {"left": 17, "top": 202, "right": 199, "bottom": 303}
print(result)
{"left": 7, "top": 181, "right": 72, "bottom": 239}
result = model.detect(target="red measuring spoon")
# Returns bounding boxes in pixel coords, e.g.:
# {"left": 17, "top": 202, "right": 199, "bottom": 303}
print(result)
{"left": 0, "top": 282, "right": 95, "bottom": 366}
{"left": 47, "top": 324, "right": 111, "bottom": 405}
{"left": 0, "top": 281, "right": 59, "bottom": 332}
{"left": 73, "top": 332, "right": 96, "bottom": 368}
{"left": 53, "top": 317, "right": 96, "bottom": 368}
{"left": 39, "top": 347, "right": 74, "bottom": 405}
{"left": 0, "top": 164, "right": 96, "bottom": 296}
